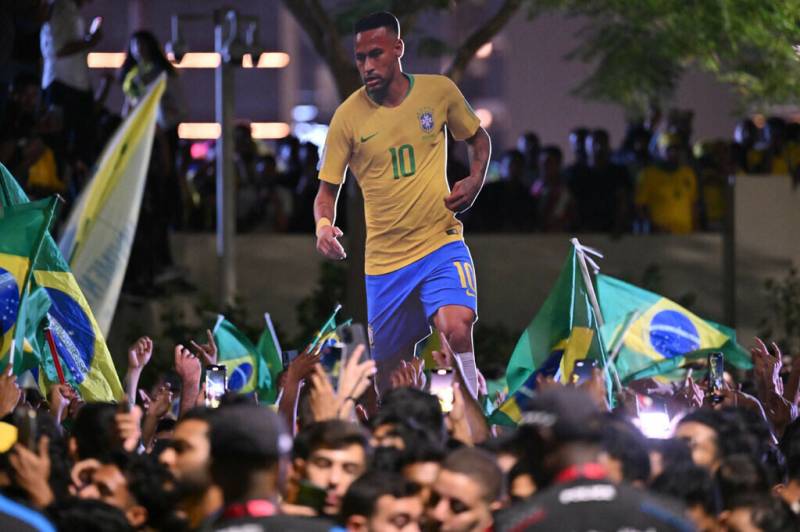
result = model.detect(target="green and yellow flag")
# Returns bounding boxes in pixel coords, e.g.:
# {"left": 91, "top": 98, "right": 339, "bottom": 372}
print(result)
{"left": 256, "top": 313, "right": 284, "bottom": 403}
{"left": 0, "top": 164, "right": 123, "bottom": 402}
{"left": 213, "top": 315, "right": 272, "bottom": 401}
{"left": 597, "top": 275, "right": 750, "bottom": 382}
{"left": 494, "top": 247, "right": 607, "bottom": 425}
{"left": 0, "top": 198, "right": 57, "bottom": 372}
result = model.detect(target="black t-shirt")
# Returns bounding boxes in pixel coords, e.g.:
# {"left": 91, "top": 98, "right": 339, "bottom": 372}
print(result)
{"left": 495, "top": 478, "right": 693, "bottom": 532}
{"left": 571, "top": 163, "right": 632, "bottom": 232}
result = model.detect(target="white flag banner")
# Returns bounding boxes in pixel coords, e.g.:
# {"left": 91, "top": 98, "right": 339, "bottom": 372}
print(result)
{"left": 59, "top": 74, "right": 166, "bottom": 335}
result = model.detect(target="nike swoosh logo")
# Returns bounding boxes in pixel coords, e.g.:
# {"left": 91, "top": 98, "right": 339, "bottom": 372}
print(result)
{"left": 360, "top": 132, "right": 378, "bottom": 142}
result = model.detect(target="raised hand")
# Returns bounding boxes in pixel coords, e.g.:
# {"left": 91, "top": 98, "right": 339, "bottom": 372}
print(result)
{"left": 114, "top": 405, "right": 143, "bottom": 452}
{"left": 286, "top": 349, "right": 318, "bottom": 386}
{"left": 9, "top": 436, "right": 53, "bottom": 508}
{"left": 144, "top": 384, "right": 173, "bottom": 419}
{"left": 309, "top": 364, "right": 339, "bottom": 422}
{"left": 338, "top": 345, "right": 378, "bottom": 402}
{"left": 0, "top": 366, "right": 21, "bottom": 417}
{"left": 49, "top": 384, "right": 77, "bottom": 423}
{"left": 444, "top": 176, "right": 481, "bottom": 213}
{"left": 190, "top": 329, "right": 218, "bottom": 366}
{"left": 389, "top": 359, "right": 425, "bottom": 390}
{"left": 751, "top": 338, "right": 783, "bottom": 395}
{"left": 174, "top": 344, "right": 201, "bottom": 385}
{"left": 316, "top": 224, "right": 347, "bottom": 260}
{"left": 127, "top": 336, "right": 153, "bottom": 372}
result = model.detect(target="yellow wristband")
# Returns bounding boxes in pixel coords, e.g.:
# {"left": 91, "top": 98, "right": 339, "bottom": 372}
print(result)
{"left": 316, "top": 217, "right": 332, "bottom": 236}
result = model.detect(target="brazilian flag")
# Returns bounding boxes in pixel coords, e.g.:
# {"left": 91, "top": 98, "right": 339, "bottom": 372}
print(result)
{"left": 597, "top": 274, "right": 751, "bottom": 382}
{"left": 1, "top": 164, "right": 124, "bottom": 402}
{"left": 213, "top": 315, "right": 272, "bottom": 401}
{"left": 494, "top": 247, "right": 607, "bottom": 426}
{"left": 0, "top": 198, "right": 57, "bottom": 373}
{"left": 255, "top": 313, "right": 284, "bottom": 403}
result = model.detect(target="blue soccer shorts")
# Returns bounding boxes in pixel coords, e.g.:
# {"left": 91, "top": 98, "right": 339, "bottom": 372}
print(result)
{"left": 365, "top": 241, "right": 478, "bottom": 361}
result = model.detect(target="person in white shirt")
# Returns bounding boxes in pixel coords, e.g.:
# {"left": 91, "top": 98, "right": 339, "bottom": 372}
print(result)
{"left": 40, "top": 0, "right": 101, "bottom": 165}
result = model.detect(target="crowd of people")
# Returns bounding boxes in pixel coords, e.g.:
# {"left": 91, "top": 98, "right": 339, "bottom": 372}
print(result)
{"left": 0, "top": 333, "right": 799, "bottom": 531}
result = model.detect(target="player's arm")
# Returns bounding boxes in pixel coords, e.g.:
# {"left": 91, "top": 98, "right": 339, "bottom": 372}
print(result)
{"left": 445, "top": 127, "right": 492, "bottom": 213}
{"left": 314, "top": 110, "right": 351, "bottom": 260}
{"left": 314, "top": 181, "right": 346, "bottom": 260}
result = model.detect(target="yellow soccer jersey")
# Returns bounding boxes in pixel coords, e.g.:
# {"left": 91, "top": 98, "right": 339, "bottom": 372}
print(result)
{"left": 635, "top": 164, "right": 698, "bottom": 234}
{"left": 318, "top": 73, "right": 481, "bottom": 275}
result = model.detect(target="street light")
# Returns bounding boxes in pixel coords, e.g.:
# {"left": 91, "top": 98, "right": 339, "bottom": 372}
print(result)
{"left": 169, "top": 9, "right": 266, "bottom": 308}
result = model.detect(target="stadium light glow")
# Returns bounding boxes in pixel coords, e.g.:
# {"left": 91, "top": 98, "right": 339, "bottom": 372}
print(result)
{"left": 251, "top": 122, "right": 291, "bottom": 139}
{"left": 178, "top": 122, "right": 222, "bottom": 139}
{"left": 167, "top": 52, "right": 222, "bottom": 68}
{"left": 476, "top": 42, "right": 493, "bottom": 59}
{"left": 87, "top": 52, "right": 126, "bottom": 68}
{"left": 243, "top": 52, "right": 291, "bottom": 68}
{"left": 475, "top": 108, "right": 494, "bottom": 128}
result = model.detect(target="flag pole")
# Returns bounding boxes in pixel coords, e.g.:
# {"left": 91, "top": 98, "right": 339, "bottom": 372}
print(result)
{"left": 570, "top": 238, "right": 623, "bottom": 394}
{"left": 44, "top": 325, "right": 66, "bottom": 385}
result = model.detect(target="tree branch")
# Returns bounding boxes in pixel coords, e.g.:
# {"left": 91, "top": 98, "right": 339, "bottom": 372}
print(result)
{"left": 444, "top": 0, "right": 523, "bottom": 83}
{"left": 282, "top": 0, "right": 361, "bottom": 98}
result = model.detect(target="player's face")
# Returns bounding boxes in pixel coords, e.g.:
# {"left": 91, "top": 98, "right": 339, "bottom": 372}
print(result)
{"left": 355, "top": 27, "right": 402, "bottom": 97}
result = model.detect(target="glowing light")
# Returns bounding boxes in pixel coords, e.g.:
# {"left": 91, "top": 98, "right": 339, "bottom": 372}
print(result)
{"left": 167, "top": 52, "right": 221, "bottom": 68}
{"left": 190, "top": 142, "right": 210, "bottom": 159}
{"left": 475, "top": 108, "right": 493, "bottom": 128}
{"left": 178, "top": 123, "right": 221, "bottom": 139}
{"left": 86, "top": 52, "right": 126, "bottom": 68}
{"left": 243, "top": 52, "right": 291, "bottom": 68}
{"left": 292, "top": 105, "right": 318, "bottom": 122}
{"left": 476, "top": 42, "right": 493, "bottom": 59}
{"left": 251, "top": 122, "right": 291, "bottom": 139}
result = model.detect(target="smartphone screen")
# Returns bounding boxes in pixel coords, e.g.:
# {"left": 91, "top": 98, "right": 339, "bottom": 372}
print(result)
{"left": 205, "top": 365, "right": 227, "bottom": 408}
{"left": 89, "top": 16, "right": 103, "bottom": 35}
{"left": 571, "top": 359, "right": 597, "bottom": 385}
{"left": 708, "top": 352, "right": 724, "bottom": 400}
{"left": 635, "top": 394, "right": 671, "bottom": 439}
{"left": 429, "top": 369, "right": 454, "bottom": 413}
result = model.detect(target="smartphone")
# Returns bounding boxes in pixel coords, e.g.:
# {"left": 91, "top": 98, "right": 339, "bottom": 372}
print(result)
{"left": 429, "top": 368, "right": 454, "bottom": 413}
{"left": 205, "top": 365, "right": 227, "bottom": 408}
{"left": 89, "top": 16, "right": 103, "bottom": 35}
{"left": 15, "top": 406, "right": 37, "bottom": 450}
{"left": 318, "top": 341, "right": 343, "bottom": 388}
{"left": 294, "top": 480, "right": 327, "bottom": 513}
{"left": 337, "top": 323, "right": 371, "bottom": 364}
{"left": 708, "top": 352, "right": 724, "bottom": 403}
{"left": 571, "top": 359, "right": 597, "bottom": 385}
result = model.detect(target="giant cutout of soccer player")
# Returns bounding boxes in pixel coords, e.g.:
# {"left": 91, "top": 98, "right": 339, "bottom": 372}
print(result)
{"left": 313, "top": 12, "right": 492, "bottom": 397}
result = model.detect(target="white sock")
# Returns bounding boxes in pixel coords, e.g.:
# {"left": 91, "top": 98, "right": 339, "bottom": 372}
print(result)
{"left": 454, "top": 351, "right": 478, "bottom": 399}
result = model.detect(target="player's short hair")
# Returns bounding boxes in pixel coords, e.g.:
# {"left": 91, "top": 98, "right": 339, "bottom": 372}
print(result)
{"left": 354, "top": 11, "right": 401, "bottom": 37}
{"left": 441, "top": 447, "right": 504, "bottom": 503}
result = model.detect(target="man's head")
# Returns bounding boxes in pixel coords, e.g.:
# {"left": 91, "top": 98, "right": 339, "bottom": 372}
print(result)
{"left": 70, "top": 403, "right": 121, "bottom": 462}
{"left": 650, "top": 465, "right": 721, "bottom": 532}
{"left": 341, "top": 471, "right": 423, "bottom": 532}
{"left": 675, "top": 410, "right": 723, "bottom": 472}
{"left": 586, "top": 129, "right": 611, "bottom": 167}
{"left": 720, "top": 495, "right": 798, "bottom": 532}
{"left": 209, "top": 404, "right": 293, "bottom": 504}
{"left": 500, "top": 150, "right": 525, "bottom": 182}
{"left": 538, "top": 145, "right": 563, "bottom": 183}
{"left": 599, "top": 414, "right": 650, "bottom": 486}
{"left": 429, "top": 447, "right": 504, "bottom": 532}
{"left": 517, "top": 132, "right": 540, "bottom": 162}
{"left": 159, "top": 408, "right": 215, "bottom": 496}
{"left": 77, "top": 452, "right": 175, "bottom": 529}
{"left": 568, "top": 127, "right": 589, "bottom": 164}
{"left": 354, "top": 12, "right": 404, "bottom": 100}
{"left": 9, "top": 73, "right": 40, "bottom": 115}
{"left": 372, "top": 388, "right": 446, "bottom": 445}
{"left": 294, "top": 420, "right": 370, "bottom": 516}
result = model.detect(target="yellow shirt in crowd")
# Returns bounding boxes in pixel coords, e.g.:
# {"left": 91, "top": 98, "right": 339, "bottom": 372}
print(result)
{"left": 318, "top": 74, "right": 481, "bottom": 275}
{"left": 635, "top": 164, "right": 698, "bottom": 234}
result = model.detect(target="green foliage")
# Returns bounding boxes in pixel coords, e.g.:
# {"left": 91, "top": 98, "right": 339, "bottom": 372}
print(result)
{"left": 539, "top": 0, "right": 800, "bottom": 113}
{"left": 759, "top": 265, "right": 800, "bottom": 354}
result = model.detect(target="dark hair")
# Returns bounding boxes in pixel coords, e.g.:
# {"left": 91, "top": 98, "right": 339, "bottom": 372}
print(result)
{"left": 354, "top": 11, "right": 400, "bottom": 36}
{"left": 119, "top": 30, "right": 176, "bottom": 84}
{"left": 600, "top": 415, "right": 650, "bottom": 483}
{"left": 441, "top": 447, "right": 504, "bottom": 503}
{"left": 715, "top": 454, "right": 769, "bottom": 510}
{"left": 540, "top": 145, "right": 563, "bottom": 164}
{"left": 726, "top": 495, "right": 799, "bottom": 532}
{"left": 47, "top": 497, "right": 134, "bottom": 532}
{"left": 340, "top": 471, "right": 420, "bottom": 523}
{"left": 294, "top": 420, "right": 370, "bottom": 461}
{"left": 650, "top": 438, "right": 692, "bottom": 473}
{"left": 109, "top": 452, "right": 180, "bottom": 530}
{"left": 71, "top": 403, "right": 120, "bottom": 461}
{"left": 650, "top": 465, "right": 721, "bottom": 517}
{"left": 589, "top": 128, "right": 610, "bottom": 146}
{"left": 373, "top": 388, "right": 445, "bottom": 443}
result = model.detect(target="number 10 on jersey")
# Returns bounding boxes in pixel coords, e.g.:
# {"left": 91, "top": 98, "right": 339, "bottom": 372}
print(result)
{"left": 389, "top": 144, "right": 416, "bottom": 179}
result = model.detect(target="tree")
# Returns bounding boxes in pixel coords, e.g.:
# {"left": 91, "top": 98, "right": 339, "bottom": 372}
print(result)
{"left": 544, "top": 0, "right": 800, "bottom": 114}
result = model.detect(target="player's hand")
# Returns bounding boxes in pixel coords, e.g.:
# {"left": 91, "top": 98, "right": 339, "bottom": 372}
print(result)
{"left": 316, "top": 225, "right": 347, "bottom": 260}
{"left": 444, "top": 176, "right": 481, "bottom": 213}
